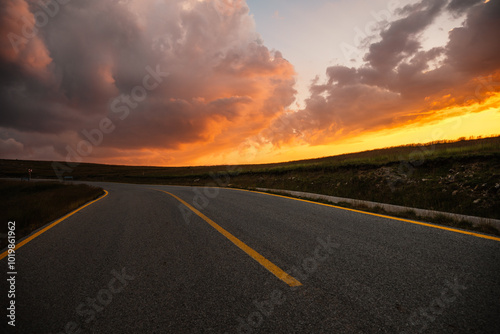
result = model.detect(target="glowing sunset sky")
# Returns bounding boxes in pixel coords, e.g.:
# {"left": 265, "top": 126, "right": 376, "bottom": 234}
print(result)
{"left": 0, "top": 0, "right": 499, "bottom": 166}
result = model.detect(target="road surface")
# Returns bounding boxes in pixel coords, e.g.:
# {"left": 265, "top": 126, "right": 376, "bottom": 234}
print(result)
{"left": 1, "top": 181, "right": 499, "bottom": 333}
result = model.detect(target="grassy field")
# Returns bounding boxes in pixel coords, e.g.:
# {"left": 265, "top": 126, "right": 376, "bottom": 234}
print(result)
{"left": 229, "top": 137, "right": 500, "bottom": 222}
{"left": 0, "top": 180, "right": 104, "bottom": 249}
{"left": 1, "top": 135, "right": 499, "bottom": 232}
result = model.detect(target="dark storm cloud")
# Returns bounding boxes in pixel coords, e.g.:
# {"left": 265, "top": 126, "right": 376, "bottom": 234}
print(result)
{"left": 0, "top": 0, "right": 296, "bottom": 163}
{"left": 446, "top": 0, "right": 500, "bottom": 74}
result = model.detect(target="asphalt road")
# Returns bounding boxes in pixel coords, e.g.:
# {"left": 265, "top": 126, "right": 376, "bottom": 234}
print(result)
{"left": 1, "top": 181, "right": 500, "bottom": 333}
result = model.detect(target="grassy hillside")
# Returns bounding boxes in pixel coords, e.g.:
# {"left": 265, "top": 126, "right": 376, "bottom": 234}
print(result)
{"left": 1, "top": 136, "right": 499, "bottom": 222}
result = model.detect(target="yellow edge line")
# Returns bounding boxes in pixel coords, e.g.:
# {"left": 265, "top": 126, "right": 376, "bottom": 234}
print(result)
{"left": 153, "top": 189, "right": 302, "bottom": 287}
{"left": 0, "top": 190, "right": 109, "bottom": 261}
{"left": 231, "top": 188, "right": 500, "bottom": 243}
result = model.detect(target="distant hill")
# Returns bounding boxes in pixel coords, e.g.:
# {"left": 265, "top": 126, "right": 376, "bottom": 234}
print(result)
{"left": 2, "top": 135, "right": 499, "bottom": 222}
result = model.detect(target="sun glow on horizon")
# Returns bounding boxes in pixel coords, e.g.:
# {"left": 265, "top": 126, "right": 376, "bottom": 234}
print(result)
{"left": 74, "top": 92, "right": 499, "bottom": 168}
{"left": 186, "top": 94, "right": 500, "bottom": 167}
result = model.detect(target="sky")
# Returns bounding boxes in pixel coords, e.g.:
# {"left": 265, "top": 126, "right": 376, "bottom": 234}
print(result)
{"left": 0, "top": 0, "right": 499, "bottom": 167}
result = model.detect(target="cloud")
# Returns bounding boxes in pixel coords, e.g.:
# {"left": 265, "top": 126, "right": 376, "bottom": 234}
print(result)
{"left": 0, "top": 0, "right": 296, "bottom": 165}
{"left": 446, "top": 0, "right": 500, "bottom": 75}
{"left": 260, "top": 0, "right": 500, "bottom": 147}
{"left": 365, "top": 0, "right": 447, "bottom": 72}
{"left": 0, "top": 137, "right": 23, "bottom": 157}
{"left": 446, "top": 0, "right": 483, "bottom": 15}
{"left": 1, "top": 0, "right": 498, "bottom": 166}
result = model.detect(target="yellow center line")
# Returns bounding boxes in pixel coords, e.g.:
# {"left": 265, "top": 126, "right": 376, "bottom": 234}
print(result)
{"left": 153, "top": 188, "right": 302, "bottom": 287}
{"left": 233, "top": 188, "right": 500, "bottom": 243}
{"left": 0, "top": 190, "right": 109, "bottom": 261}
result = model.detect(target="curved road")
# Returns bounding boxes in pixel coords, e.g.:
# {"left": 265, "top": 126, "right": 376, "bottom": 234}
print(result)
{"left": 1, "top": 181, "right": 500, "bottom": 333}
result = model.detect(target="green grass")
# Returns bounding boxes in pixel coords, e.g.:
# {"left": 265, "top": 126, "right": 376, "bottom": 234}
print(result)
{"left": 0, "top": 180, "right": 104, "bottom": 250}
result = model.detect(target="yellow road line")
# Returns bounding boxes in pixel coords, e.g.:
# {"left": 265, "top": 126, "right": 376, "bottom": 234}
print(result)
{"left": 232, "top": 188, "right": 500, "bottom": 243}
{"left": 153, "top": 189, "right": 302, "bottom": 287}
{"left": 0, "top": 190, "right": 109, "bottom": 261}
